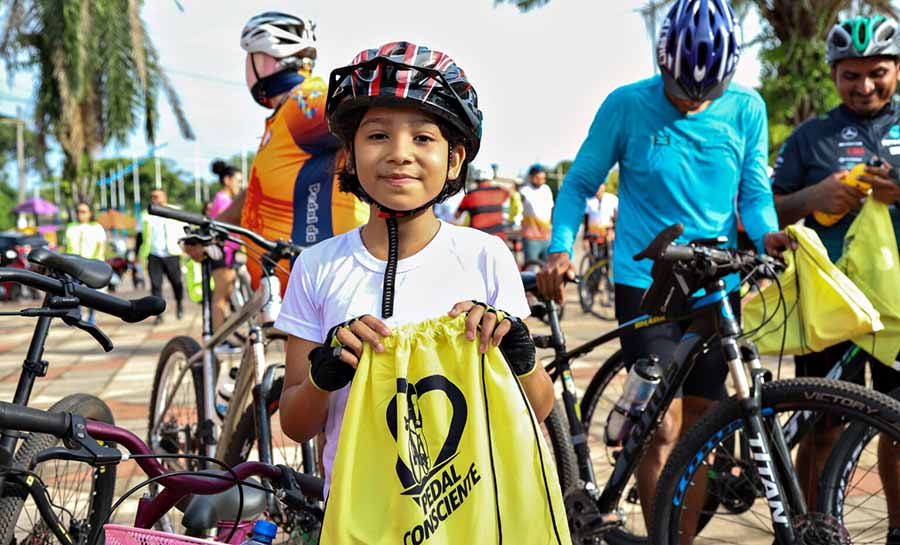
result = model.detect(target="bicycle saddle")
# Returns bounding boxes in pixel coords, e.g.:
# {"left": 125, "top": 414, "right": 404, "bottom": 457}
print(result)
{"left": 181, "top": 474, "right": 268, "bottom": 532}
{"left": 27, "top": 247, "right": 112, "bottom": 289}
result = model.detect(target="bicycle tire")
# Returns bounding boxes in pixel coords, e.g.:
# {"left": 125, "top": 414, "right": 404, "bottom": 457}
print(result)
{"left": 817, "top": 386, "right": 900, "bottom": 543}
{"left": 0, "top": 394, "right": 116, "bottom": 545}
{"left": 147, "top": 336, "right": 205, "bottom": 533}
{"left": 543, "top": 401, "right": 580, "bottom": 494}
{"left": 650, "top": 378, "right": 900, "bottom": 545}
{"left": 578, "top": 254, "right": 597, "bottom": 314}
{"left": 224, "top": 375, "right": 320, "bottom": 545}
{"left": 578, "top": 350, "right": 649, "bottom": 544}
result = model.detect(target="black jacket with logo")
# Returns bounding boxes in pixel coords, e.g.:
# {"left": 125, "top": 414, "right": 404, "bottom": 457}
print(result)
{"left": 771, "top": 103, "right": 900, "bottom": 262}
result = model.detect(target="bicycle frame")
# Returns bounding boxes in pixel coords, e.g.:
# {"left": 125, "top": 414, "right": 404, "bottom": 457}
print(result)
{"left": 542, "top": 278, "right": 834, "bottom": 541}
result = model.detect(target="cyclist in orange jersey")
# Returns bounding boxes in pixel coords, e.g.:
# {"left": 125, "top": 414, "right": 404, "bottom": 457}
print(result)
{"left": 214, "top": 12, "right": 369, "bottom": 290}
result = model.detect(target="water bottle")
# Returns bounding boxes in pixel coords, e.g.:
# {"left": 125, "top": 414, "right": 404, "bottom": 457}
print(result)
{"left": 240, "top": 520, "right": 277, "bottom": 545}
{"left": 605, "top": 356, "right": 662, "bottom": 446}
{"left": 215, "top": 366, "right": 239, "bottom": 418}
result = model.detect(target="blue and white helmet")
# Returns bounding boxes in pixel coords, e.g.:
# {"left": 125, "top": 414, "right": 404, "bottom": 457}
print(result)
{"left": 656, "top": 0, "right": 742, "bottom": 101}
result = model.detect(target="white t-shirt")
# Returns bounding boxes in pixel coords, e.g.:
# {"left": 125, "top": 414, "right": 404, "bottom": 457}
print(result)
{"left": 275, "top": 221, "right": 530, "bottom": 497}
{"left": 519, "top": 183, "right": 554, "bottom": 224}
{"left": 585, "top": 193, "right": 619, "bottom": 230}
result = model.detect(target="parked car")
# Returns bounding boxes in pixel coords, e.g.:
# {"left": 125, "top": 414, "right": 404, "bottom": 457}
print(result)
{"left": 0, "top": 232, "right": 49, "bottom": 301}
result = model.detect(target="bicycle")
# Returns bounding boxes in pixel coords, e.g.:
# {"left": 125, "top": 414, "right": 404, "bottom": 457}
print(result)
{"left": 0, "top": 400, "right": 323, "bottom": 545}
{"left": 527, "top": 223, "right": 900, "bottom": 544}
{"left": 577, "top": 232, "right": 614, "bottom": 320}
{"left": 145, "top": 205, "right": 316, "bottom": 538}
{"left": 579, "top": 331, "right": 892, "bottom": 543}
{"left": 0, "top": 248, "right": 164, "bottom": 545}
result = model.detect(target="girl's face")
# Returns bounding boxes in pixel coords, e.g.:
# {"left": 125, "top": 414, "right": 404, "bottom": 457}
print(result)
{"left": 352, "top": 105, "right": 465, "bottom": 212}
{"left": 224, "top": 172, "right": 243, "bottom": 194}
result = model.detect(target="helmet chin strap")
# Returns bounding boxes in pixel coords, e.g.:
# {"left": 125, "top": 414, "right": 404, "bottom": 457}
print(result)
{"left": 352, "top": 145, "right": 455, "bottom": 318}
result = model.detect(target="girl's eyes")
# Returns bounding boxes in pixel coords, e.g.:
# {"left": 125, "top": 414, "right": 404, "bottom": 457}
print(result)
{"left": 414, "top": 134, "right": 437, "bottom": 143}
{"left": 364, "top": 132, "right": 438, "bottom": 143}
{"left": 367, "top": 132, "right": 388, "bottom": 141}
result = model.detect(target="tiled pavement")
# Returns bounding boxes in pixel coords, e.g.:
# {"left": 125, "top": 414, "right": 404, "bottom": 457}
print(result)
{"left": 3, "top": 281, "right": 884, "bottom": 545}
{"left": 0, "top": 282, "right": 620, "bottom": 528}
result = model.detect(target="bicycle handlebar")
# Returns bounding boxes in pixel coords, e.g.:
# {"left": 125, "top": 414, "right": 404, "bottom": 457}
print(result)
{"left": 0, "top": 268, "right": 165, "bottom": 322}
{"left": 148, "top": 204, "right": 304, "bottom": 259}
{"left": 0, "top": 401, "right": 324, "bottom": 507}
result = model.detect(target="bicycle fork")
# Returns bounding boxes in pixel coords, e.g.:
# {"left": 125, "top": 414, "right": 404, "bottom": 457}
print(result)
{"left": 726, "top": 338, "right": 804, "bottom": 544}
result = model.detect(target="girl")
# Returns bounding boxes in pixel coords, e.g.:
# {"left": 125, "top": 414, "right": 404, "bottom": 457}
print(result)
{"left": 208, "top": 160, "right": 242, "bottom": 332}
{"left": 275, "top": 42, "right": 555, "bottom": 499}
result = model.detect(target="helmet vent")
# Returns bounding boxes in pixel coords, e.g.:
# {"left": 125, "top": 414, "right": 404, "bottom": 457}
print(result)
{"left": 697, "top": 42, "right": 709, "bottom": 66}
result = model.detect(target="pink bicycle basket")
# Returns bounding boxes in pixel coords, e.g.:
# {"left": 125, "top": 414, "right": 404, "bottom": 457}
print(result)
{"left": 104, "top": 525, "right": 223, "bottom": 545}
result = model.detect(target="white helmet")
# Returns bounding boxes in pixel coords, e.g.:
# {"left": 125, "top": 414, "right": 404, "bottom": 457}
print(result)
{"left": 241, "top": 12, "right": 317, "bottom": 61}
{"left": 469, "top": 164, "right": 494, "bottom": 182}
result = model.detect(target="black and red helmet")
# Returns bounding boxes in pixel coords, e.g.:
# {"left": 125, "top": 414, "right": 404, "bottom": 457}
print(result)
{"left": 325, "top": 41, "right": 483, "bottom": 160}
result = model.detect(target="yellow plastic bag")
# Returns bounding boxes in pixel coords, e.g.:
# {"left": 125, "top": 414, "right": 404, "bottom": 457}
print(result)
{"left": 742, "top": 224, "right": 882, "bottom": 355}
{"left": 837, "top": 199, "right": 900, "bottom": 369}
{"left": 320, "top": 314, "right": 571, "bottom": 545}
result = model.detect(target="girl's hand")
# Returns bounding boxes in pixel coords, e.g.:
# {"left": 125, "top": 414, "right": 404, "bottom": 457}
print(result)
{"left": 307, "top": 315, "right": 392, "bottom": 392}
{"left": 449, "top": 300, "right": 536, "bottom": 376}
{"left": 329, "top": 314, "right": 392, "bottom": 367}
{"left": 449, "top": 300, "right": 512, "bottom": 353}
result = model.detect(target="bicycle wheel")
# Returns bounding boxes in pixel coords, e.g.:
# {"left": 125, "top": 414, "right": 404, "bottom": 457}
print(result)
{"left": 578, "top": 255, "right": 598, "bottom": 314}
{"left": 579, "top": 350, "right": 649, "bottom": 544}
{"left": 818, "top": 386, "right": 900, "bottom": 544}
{"left": 650, "top": 378, "right": 900, "bottom": 545}
{"left": 148, "top": 336, "right": 207, "bottom": 473}
{"left": 0, "top": 394, "right": 116, "bottom": 545}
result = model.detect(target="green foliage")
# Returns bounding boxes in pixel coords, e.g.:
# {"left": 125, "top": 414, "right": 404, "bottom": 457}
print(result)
{"left": 0, "top": 0, "right": 194, "bottom": 185}
{"left": 758, "top": 37, "right": 841, "bottom": 157}
{"left": 0, "top": 181, "right": 19, "bottom": 230}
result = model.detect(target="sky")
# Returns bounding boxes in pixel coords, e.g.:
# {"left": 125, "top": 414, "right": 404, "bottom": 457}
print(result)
{"left": 0, "top": 0, "right": 764, "bottom": 190}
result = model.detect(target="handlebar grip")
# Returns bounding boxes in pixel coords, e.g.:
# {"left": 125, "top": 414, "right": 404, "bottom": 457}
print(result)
{"left": 148, "top": 204, "right": 207, "bottom": 226}
{"left": 0, "top": 402, "right": 70, "bottom": 437}
{"left": 71, "top": 285, "right": 166, "bottom": 323}
{"left": 660, "top": 244, "right": 695, "bottom": 262}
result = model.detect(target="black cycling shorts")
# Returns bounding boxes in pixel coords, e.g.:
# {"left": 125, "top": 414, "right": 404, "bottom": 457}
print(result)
{"left": 616, "top": 284, "right": 741, "bottom": 401}
{"left": 795, "top": 341, "right": 900, "bottom": 395}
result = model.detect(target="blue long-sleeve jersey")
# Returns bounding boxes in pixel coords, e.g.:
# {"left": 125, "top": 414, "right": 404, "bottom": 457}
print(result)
{"left": 549, "top": 75, "right": 779, "bottom": 289}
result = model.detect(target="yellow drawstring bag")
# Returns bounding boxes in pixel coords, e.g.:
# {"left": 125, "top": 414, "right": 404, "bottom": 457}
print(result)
{"left": 742, "top": 224, "right": 882, "bottom": 355}
{"left": 837, "top": 199, "right": 900, "bottom": 369}
{"left": 320, "top": 314, "right": 571, "bottom": 545}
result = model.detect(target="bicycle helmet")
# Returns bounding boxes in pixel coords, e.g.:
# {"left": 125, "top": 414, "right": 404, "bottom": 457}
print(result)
{"left": 826, "top": 16, "right": 900, "bottom": 64}
{"left": 326, "top": 41, "right": 483, "bottom": 318}
{"left": 656, "top": 0, "right": 742, "bottom": 102}
{"left": 241, "top": 12, "right": 317, "bottom": 62}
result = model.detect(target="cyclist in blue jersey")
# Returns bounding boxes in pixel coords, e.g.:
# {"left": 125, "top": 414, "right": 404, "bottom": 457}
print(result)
{"left": 537, "top": 0, "right": 791, "bottom": 530}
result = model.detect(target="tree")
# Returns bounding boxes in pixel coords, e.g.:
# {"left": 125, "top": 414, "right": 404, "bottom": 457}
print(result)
{"left": 0, "top": 0, "right": 194, "bottom": 204}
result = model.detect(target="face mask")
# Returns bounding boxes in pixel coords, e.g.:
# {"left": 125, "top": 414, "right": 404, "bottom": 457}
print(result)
{"left": 250, "top": 69, "right": 306, "bottom": 108}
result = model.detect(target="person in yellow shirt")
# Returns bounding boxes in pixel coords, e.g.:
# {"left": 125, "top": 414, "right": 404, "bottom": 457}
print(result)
{"left": 213, "top": 12, "right": 368, "bottom": 291}
{"left": 65, "top": 202, "right": 107, "bottom": 324}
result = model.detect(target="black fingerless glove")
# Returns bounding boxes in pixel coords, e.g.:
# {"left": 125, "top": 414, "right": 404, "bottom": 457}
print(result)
{"left": 498, "top": 316, "right": 536, "bottom": 376}
{"left": 307, "top": 319, "right": 359, "bottom": 392}
{"left": 469, "top": 302, "right": 536, "bottom": 377}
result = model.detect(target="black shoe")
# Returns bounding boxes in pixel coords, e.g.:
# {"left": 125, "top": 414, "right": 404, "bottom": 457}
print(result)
{"left": 176, "top": 303, "right": 184, "bottom": 320}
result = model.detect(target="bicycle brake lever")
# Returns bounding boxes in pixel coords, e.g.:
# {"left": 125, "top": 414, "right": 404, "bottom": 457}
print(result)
{"left": 60, "top": 310, "right": 114, "bottom": 352}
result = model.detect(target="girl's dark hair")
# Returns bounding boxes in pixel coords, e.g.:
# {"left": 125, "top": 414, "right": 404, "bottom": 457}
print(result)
{"left": 330, "top": 107, "right": 469, "bottom": 203}
{"left": 210, "top": 160, "right": 239, "bottom": 185}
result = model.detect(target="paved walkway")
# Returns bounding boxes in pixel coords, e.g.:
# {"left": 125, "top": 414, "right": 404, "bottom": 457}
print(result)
{"left": 1, "top": 280, "right": 883, "bottom": 544}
